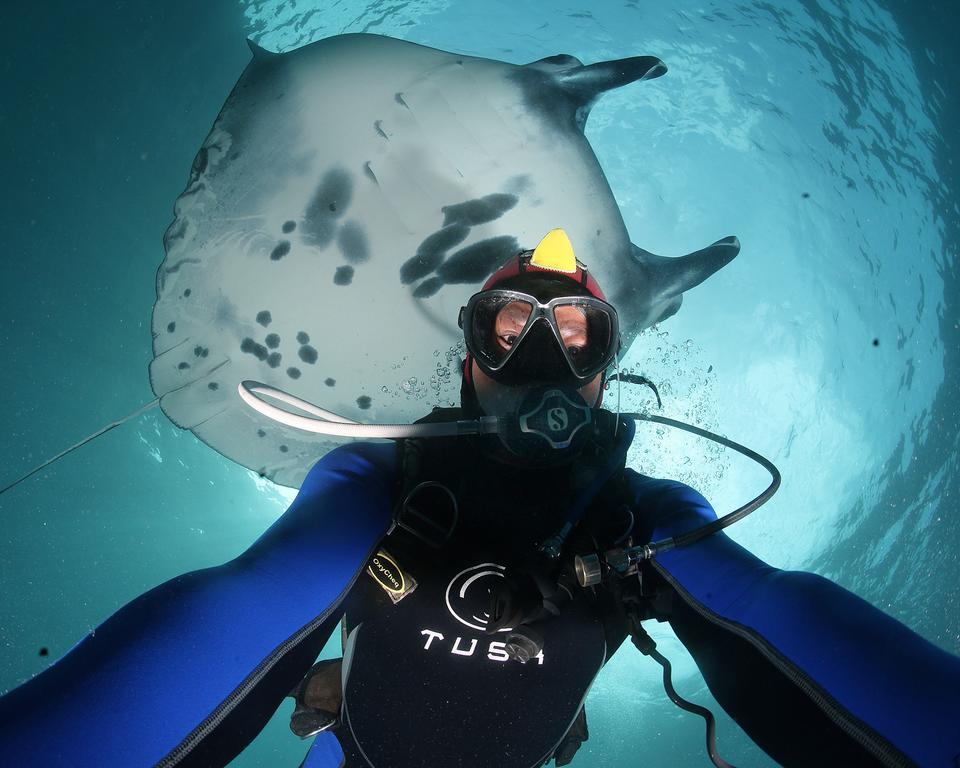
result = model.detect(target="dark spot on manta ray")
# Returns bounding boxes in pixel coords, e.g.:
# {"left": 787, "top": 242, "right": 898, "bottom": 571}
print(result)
{"left": 338, "top": 221, "right": 369, "bottom": 263}
{"left": 265, "top": 333, "right": 281, "bottom": 349}
{"left": 287, "top": 367, "right": 301, "bottom": 379}
{"left": 413, "top": 276, "right": 443, "bottom": 298}
{"left": 334, "top": 265, "right": 355, "bottom": 285}
{"left": 504, "top": 175, "right": 532, "bottom": 195}
{"left": 167, "top": 321, "right": 176, "bottom": 333}
{"left": 436, "top": 236, "right": 520, "bottom": 283}
{"left": 39, "top": 647, "right": 49, "bottom": 657}
{"left": 282, "top": 220, "right": 296, "bottom": 233}
{"left": 801, "top": 192, "right": 810, "bottom": 199}
{"left": 872, "top": 338, "right": 880, "bottom": 346}
{"left": 256, "top": 310, "right": 272, "bottom": 327}
{"left": 270, "top": 240, "right": 291, "bottom": 261}
{"left": 178, "top": 362, "right": 190, "bottom": 370}
{"left": 257, "top": 429, "right": 266, "bottom": 437}
{"left": 208, "top": 382, "right": 219, "bottom": 391}
{"left": 302, "top": 167, "right": 352, "bottom": 248}
{"left": 400, "top": 224, "right": 470, "bottom": 284}
{"left": 279, "top": 444, "right": 289, "bottom": 453}
{"left": 241, "top": 337, "right": 269, "bottom": 361}
{"left": 267, "top": 352, "right": 281, "bottom": 368}
{"left": 357, "top": 395, "right": 372, "bottom": 410}
{"left": 230, "top": 151, "right": 241, "bottom": 161}
{"left": 441, "top": 194, "right": 518, "bottom": 227}
{"left": 299, "top": 345, "right": 319, "bottom": 364}
{"left": 183, "top": 288, "right": 191, "bottom": 297}
{"left": 297, "top": 331, "right": 310, "bottom": 344}
{"left": 325, "top": 378, "right": 336, "bottom": 387}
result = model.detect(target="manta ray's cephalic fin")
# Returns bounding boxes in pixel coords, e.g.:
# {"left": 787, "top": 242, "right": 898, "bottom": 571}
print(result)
{"left": 634, "top": 236, "right": 740, "bottom": 301}
{"left": 246, "top": 38, "right": 278, "bottom": 60}
{"left": 527, "top": 54, "right": 667, "bottom": 130}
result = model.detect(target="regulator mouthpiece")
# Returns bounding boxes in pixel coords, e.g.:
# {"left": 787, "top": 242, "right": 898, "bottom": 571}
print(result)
{"left": 496, "top": 386, "right": 594, "bottom": 460}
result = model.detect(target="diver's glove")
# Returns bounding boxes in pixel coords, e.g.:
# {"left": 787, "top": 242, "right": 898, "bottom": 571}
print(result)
{"left": 288, "top": 658, "right": 342, "bottom": 738}
{"left": 485, "top": 561, "right": 578, "bottom": 663}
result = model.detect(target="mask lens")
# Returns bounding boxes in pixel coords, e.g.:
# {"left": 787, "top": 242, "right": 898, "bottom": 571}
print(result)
{"left": 557, "top": 301, "right": 615, "bottom": 377}
{"left": 469, "top": 295, "right": 535, "bottom": 369}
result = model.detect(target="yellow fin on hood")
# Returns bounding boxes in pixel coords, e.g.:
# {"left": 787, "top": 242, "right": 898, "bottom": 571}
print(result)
{"left": 530, "top": 228, "right": 577, "bottom": 273}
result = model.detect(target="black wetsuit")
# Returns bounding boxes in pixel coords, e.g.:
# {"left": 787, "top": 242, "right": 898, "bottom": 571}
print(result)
{"left": 2, "top": 432, "right": 958, "bottom": 767}
{"left": 337, "top": 434, "right": 625, "bottom": 767}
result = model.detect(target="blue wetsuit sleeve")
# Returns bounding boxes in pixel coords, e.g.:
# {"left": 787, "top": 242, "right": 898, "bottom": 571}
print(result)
{"left": 0, "top": 441, "right": 398, "bottom": 768}
{"left": 627, "top": 471, "right": 960, "bottom": 768}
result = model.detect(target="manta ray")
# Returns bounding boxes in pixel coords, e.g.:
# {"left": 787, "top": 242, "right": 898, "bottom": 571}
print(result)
{"left": 150, "top": 33, "right": 739, "bottom": 488}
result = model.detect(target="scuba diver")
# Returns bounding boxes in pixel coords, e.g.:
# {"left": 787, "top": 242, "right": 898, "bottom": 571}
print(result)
{"left": 1, "top": 229, "right": 959, "bottom": 768}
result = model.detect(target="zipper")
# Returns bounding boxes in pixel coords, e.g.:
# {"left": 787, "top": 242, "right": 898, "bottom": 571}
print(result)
{"left": 156, "top": 555, "right": 376, "bottom": 767}
{"left": 651, "top": 561, "right": 916, "bottom": 768}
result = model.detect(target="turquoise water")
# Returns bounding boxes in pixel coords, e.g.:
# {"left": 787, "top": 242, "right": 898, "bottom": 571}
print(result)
{"left": 1, "top": 1, "right": 957, "bottom": 766}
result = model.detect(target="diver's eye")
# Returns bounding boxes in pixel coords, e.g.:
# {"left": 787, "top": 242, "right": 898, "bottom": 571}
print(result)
{"left": 499, "top": 333, "right": 518, "bottom": 347}
{"left": 567, "top": 345, "right": 584, "bottom": 357}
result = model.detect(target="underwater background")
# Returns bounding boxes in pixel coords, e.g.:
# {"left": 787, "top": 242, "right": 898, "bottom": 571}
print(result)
{"left": 1, "top": 0, "right": 957, "bottom": 766}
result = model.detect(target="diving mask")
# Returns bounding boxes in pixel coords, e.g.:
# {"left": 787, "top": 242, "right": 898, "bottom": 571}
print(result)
{"left": 459, "top": 289, "right": 620, "bottom": 385}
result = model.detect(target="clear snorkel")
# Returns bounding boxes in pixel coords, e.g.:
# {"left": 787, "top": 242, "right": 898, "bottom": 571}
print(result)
{"left": 238, "top": 376, "right": 782, "bottom": 564}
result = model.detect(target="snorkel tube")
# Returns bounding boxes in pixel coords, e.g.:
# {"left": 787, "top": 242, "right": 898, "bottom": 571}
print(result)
{"left": 238, "top": 379, "right": 781, "bottom": 561}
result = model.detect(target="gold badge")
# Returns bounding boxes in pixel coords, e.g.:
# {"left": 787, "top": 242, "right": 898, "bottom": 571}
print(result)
{"left": 366, "top": 550, "right": 417, "bottom": 603}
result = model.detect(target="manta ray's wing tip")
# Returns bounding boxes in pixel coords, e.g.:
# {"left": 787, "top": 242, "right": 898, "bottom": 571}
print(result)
{"left": 246, "top": 38, "right": 277, "bottom": 59}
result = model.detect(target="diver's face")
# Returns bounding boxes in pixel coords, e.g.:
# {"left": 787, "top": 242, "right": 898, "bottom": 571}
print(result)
{"left": 493, "top": 301, "right": 589, "bottom": 356}
{"left": 473, "top": 300, "right": 602, "bottom": 415}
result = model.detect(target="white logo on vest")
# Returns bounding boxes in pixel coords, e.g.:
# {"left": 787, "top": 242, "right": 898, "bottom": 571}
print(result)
{"left": 444, "top": 562, "right": 510, "bottom": 632}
